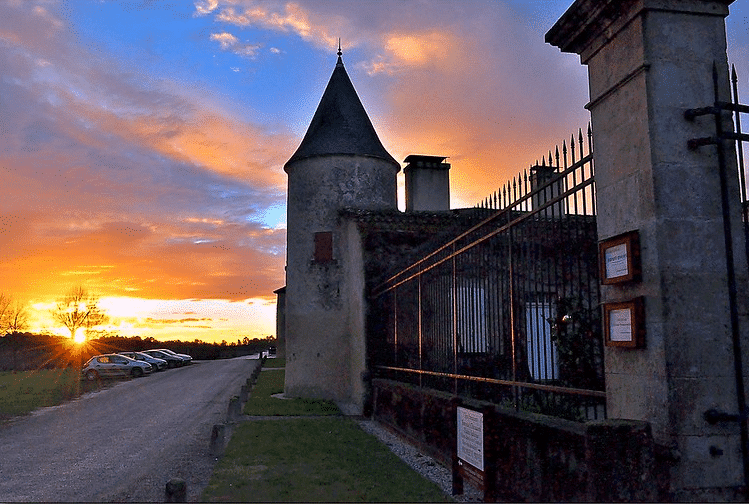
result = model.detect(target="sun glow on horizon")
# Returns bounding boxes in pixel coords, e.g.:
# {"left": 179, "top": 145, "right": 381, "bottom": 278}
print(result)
{"left": 73, "top": 329, "right": 86, "bottom": 344}
{"left": 22, "top": 295, "right": 278, "bottom": 344}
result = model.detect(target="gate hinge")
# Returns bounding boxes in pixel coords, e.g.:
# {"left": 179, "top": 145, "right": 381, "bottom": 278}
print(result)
{"left": 704, "top": 408, "right": 749, "bottom": 424}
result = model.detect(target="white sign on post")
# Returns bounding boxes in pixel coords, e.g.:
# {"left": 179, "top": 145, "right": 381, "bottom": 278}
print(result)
{"left": 604, "top": 243, "right": 629, "bottom": 279}
{"left": 457, "top": 407, "right": 484, "bottom": 471}
{"left": 609, "top": 307, "right": 633, "bottom": 342}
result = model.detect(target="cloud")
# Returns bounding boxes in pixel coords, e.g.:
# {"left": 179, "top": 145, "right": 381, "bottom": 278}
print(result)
{"left": 210, "top": 31, "right": 262, "bottom": 58}
{"left": 213, "top": 2, "right": 340, "bottom": 49}
{"left": 195, "top": 1, "right": 590, "bottom": 208}
{"left": 194, "top": 0, "right": 220, "bottom": 17}
{"left": 0, "top": 1, "right": 291, "bottom": 308}
{"left": 360, "top": 31, "right": 461, "bottom": 76}
{"left": 294, "top": 0, "right": 591, "bottom": 206}
{"left": 210, "top": 31, "right": 238, "bottom": 49}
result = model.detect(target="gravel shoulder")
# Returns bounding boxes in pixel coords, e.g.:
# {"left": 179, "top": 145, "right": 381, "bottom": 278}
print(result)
{"left": 0, "top": 356, "right": 259, "bottom": 502}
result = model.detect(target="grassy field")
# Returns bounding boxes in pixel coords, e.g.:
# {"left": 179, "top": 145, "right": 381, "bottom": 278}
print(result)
{"left": 0, "top": 368, "right": 101, "bottom": 421}
{"left": 260, "top": 356, "right": 285, "bottom": 368}
{"left": 204, "top": 359, "right": 450, "bottom": 502}
{"left": 202, "top": 418, "right": 451, "bottom": 502}
{"left": 243, "top": 363, "right": 339, "bottom": 416}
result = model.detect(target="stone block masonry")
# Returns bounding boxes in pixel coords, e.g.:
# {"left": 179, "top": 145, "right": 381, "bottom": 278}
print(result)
{"left": 547, "top": 0, "right": 749, "bottom": 499}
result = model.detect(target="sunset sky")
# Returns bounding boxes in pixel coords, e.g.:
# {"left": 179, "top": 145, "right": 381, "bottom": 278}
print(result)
{"left": 1, "top": 0, "right": 748, "bottom": 343}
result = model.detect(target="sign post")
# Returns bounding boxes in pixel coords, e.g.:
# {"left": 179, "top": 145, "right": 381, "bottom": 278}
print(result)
{"left": 453, "top": 401, "right": 497, "bottom": 501}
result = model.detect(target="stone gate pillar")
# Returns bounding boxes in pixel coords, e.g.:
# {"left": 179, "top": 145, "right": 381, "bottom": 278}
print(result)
{"left": 548, "top": 0, "right": 748, "bottom": 500}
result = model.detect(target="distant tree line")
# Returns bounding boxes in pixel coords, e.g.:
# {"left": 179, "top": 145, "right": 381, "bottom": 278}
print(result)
{"left": 0, "top": 332, "right": 277, "bottom": 372}
{"left": 0, "top": 287, "right": 276, "bottom": 371}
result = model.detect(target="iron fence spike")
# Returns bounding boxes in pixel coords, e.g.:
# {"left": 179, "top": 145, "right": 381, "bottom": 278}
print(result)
{"left": 732, "top": 64, "right": 738, "bottom": 83}
{"left": 570, "top": 134, "right": 576, "bottom": 162}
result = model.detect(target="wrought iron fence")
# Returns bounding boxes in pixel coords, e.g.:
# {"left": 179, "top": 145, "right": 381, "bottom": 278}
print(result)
{"left": 370, "top": 127, "right": 605, "bottom": 422}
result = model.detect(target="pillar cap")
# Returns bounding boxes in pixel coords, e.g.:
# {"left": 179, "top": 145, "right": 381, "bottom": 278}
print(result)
{"left": 546, "top": 0, "right": 733, "bottom": 61}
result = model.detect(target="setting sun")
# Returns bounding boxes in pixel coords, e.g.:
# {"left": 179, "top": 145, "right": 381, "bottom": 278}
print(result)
{"left": 73, "top": 329, "right": 86, "bottom": 344}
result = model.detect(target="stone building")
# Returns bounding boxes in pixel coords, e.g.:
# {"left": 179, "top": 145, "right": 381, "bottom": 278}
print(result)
{"left": 280, "top": 49, "right": 475, "bottom": 414}
{"left": 274, "top": 0, "right": 749, "bottom": 498}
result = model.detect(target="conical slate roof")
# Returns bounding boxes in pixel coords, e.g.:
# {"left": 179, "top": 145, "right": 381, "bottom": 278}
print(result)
{"left": 284, "top": 54, "right": 398, "bottom": 171}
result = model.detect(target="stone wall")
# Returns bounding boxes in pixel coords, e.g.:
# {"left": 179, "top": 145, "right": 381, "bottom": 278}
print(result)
{"left": 372, "top": 378, "right": 668, "bottom": 502}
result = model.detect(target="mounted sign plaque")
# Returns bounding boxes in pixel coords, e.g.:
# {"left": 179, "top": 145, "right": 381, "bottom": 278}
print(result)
{"left": 599, "top": 231, "right": 641, "bottom": 284}
{"left": 604, "top": 297, "right": 645, "bottom": 348}
{"left": 457, "top": 407, "right": 484, "bottom": 471}
{"left": 452, "top": 402, "right": 497, "bottom": 501}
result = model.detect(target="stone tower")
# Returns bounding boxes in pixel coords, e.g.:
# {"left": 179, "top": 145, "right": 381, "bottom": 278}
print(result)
{"left": 283, "top": 48, "right": 399, "bottom": 413}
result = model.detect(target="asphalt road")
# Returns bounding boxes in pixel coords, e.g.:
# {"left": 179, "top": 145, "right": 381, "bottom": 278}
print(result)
{"left": 0, "top": 356, "right": 260, "bottom": 502}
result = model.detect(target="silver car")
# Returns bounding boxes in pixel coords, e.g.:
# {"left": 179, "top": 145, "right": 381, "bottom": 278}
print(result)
{"left": 119, "top": 351, "right": 168, "bottom": 371}
{"left": 160, "top": 348, "right": 192, "bottom": 364}
{"left": 151, "top": 348, "right": 192, "bottom": 365}
{"left": 82, "top": 354, "right": 152, "bottom": 380}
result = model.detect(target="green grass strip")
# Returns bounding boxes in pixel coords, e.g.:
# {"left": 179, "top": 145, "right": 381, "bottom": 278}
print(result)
{"left": 201, "top": 418, "right": 451, "bottom": 502}
{"left": 0, "top": 369, "right": 100, "bottom": 421}
{"left": 261, "top": 356, "right": 286, "bottom": 368}
{"left": 243, "top": 366, "right": 340, "bottom": 416}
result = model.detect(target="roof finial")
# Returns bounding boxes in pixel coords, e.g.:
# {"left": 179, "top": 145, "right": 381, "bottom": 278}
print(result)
{"left": 336, "top": 38, "right": 343, "bottom": 67}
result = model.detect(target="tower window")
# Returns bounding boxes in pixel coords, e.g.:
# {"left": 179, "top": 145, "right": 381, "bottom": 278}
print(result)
{"left": 314, "top": 232, "right": 333, "bottom": 263}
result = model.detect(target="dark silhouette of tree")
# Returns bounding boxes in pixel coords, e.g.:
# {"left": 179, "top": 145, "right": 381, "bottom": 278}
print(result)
{"left": 0, "top": 293, "right": 10, "bottom": 332}
{"left": 51, "top": 286, "right": 109, "bottom": 341}
{"left": 0, "top": 294, "right": 29, "bottom": 336}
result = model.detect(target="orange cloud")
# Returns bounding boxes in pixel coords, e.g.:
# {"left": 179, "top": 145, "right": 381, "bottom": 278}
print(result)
{"left": 0, "top": 0, "right": 600, "bottom": 343}
{"left": 362, "top": 31, "right": 461, "bottom": 76}
{"left": 214, "top": 2, "right": 341, "bottom": 50}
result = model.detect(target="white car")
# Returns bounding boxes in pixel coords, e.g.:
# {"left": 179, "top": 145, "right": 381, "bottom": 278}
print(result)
{"left": 82, "top": 354, "right": 152, "bottom": 380}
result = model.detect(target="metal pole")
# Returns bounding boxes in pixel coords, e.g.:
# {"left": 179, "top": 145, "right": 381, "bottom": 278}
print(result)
{"left": 452, "top": 246, "right": 458, "bottom": 396}
{"left": 712, "top": 62, "right": 749, "bottom": 495}
{"left": 418, "top": 269, "right": 423, "bottom": 389}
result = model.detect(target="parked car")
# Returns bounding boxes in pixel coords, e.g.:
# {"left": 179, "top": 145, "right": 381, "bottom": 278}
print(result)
{"left": 82, "top": 354, "right": 152, "bottom": 380}
{"left": 157, "top": 348, "right": 192, "bottom": 365}
{"left": 141, "top": 349, "right": 185, "bottom": 368}
{"left": 119, "top": 351, "right": 168, "bottom": 372}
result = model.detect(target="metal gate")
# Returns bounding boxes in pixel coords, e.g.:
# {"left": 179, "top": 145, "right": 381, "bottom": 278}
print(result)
{"left": 369, "top": 128, "right": 605, "bottom": 421}
{"left": 684, "top": 61, "right": 749, "bottom": 494}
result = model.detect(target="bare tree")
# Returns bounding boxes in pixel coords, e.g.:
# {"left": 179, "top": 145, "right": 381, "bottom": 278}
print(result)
{"left": 0, "top": 293, "right": 10, "bottom": 328}
{"left": 52, "top": 286, "right": 109, "bottom": 341}
{"left": 0, "top": 294, "right": 28, "bottom": 336}
{"left": 3, "top": 300, "right": 29, "bottom": 335}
